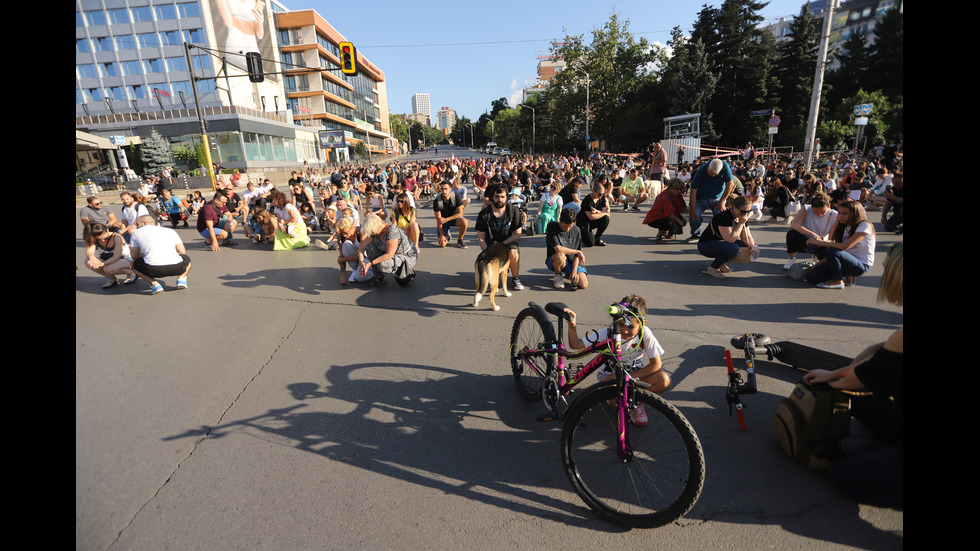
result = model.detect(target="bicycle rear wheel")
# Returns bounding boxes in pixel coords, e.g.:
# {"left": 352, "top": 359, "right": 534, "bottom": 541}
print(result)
{"left": 560, "top": 386, "right": 705, "bottom": 528}
{"left": 509, "top": 306, "right": 556, "bottom": 401}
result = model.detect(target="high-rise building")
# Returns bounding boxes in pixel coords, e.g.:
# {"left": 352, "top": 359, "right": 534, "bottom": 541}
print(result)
{"left": 75, "top": 0, "right": 395, "bottom": 175}
{"left": 436, "top": 107, "right": 456, "bottom": 133}
{"left": 411, "top": 93, "right": 431, "bottom": 124}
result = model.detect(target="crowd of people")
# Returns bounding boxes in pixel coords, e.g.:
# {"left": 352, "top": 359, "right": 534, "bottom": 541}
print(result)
{"left": 80, "top": 139, "right": 903, "bottom": 293}
{"left": 78, "top": 140, "right": 903, "bottom": 509}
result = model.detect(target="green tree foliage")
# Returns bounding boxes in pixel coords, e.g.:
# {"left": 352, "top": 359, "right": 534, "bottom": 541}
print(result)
{"left": 548, "top": 14, "right": 660, "bottom": 151}
{"left": 827, "top": 31, "right": 870, "bottom": 104}
{"left": 658, "top": 27, "right": 719, "bottom": 138}
{"left": 772, "top": 2, "right": 820, "bottom": 147}
{"left": 141, "top": 129, "right": 174, "bottom": 175}
{"left": 866, "top": 8, "right": 903, "bottom": 100}
{"left": 691, "top": 0, "right": 775, "bottom": 145}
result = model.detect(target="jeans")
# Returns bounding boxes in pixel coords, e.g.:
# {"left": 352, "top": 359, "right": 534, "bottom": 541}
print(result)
{"left": 690, "top": 198, "right": 722, "bottom": 239}
{"left": 806, "top": 248, "right": 869, "bottom": 283}
{"left": 698, "top": 239, "right": 746, "bottom": 269}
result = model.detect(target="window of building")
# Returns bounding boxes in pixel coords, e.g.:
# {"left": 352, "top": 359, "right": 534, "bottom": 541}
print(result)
{"left": 131, "top": 6, "right": 152, "bottom": 22}
{"left": 95, "top": 36, "right": 114, "bottom": 52}
{"left": 192, "top": 55, "right": 211, "bottom": 71}
{"left": 143, "top": 58, "right": 164, "bottom": 73}
{"left": 77, "top": 64, "right": 98, "bottom": 79}
{"left": 87, "top": 88, "right": 105, "bottom": 102}
{"left": 84, "top": 10, "right": 107, "bottom": 26}
{"left": 155, "top": 4, "right": 176, "bottom": 20}
{"left": 107, "top": 8, "right": 129, "bottom": 24}
{"left": 114, "top": 35, "right": 135, "bottom": 50}
{"left": 121, "top": 60, "right": 142, "bottom": 76}
{"left": 166, "top": 57, "right": 188, "bottom": 72}
{"left": 182, "top": 29, "right": 204, "bottom": 44}
{"left": 177, "top": 3, "right": 200, "bottom": 18}
{"left": 160, "top": 30, "right": 181, "bottom": 46}
{"left": 110, "top": 87, "right": 127, "bottom": 101}
{"left": 128, "top": 84, "right": 147, "bottom": 99}
{"left": 138, "top": 32, "right": 159, "bottom": 48}
{"left": 149, "top": 83, "right": 171, "bottom": 100}
{"left": 172, "top": 80, "right": 193, "bottom": 98}
{"left": 100, "top": 62, "right": 120, "bottom": 77}
{"left": 77, "top": 39, "right": 92, "bottom": 54}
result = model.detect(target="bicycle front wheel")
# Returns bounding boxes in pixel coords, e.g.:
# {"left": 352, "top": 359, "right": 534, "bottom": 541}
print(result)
{"left": 509, "top": 306, "right": 556, "bottom": 401}
{"left": 560, "top": 386, "right": 705, "bottom": 528}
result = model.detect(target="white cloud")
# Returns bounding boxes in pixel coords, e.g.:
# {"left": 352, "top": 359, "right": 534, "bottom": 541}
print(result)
{"left": 508, "top": 79, "right": 522, "bottom": 108}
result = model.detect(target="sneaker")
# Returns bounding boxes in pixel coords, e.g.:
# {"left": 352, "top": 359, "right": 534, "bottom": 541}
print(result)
{"left": 457, "top": 239, "right": 467, "bottom": 249}
{"left": 176, "top": 277, "right": 188, "bottom": 290}
{"left": 705, "top": 266, "right": 725, "bottom": 279}
{"left": 630, "top": 404, "right": 649, "bottom": 426}
{"left": 623, "top": 203, "right": 630, "bottom": 212}
{"left": 224, "top": 239, "right": 238, "bottom": 247}
{"left": 685, "top": 235, "right": 700, "bottom": 243}
{"left": 150, "top": 282, "right": 165, "bottom": 295}
{"left": 553, "top": 273, "right": 565, "bottom": 289}
{"left": 817, "top": 281, "right": 845, "bottom": 289}
{"left": 512, "top": 277, "right": 524, "bottom": 291}
{"left": 783, "top": 258, "right": 796, "bottom": 270}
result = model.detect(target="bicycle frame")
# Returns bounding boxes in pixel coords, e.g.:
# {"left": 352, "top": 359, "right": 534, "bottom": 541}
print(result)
{"left": 514, "top": 306, "right": 644, "bottom": 461}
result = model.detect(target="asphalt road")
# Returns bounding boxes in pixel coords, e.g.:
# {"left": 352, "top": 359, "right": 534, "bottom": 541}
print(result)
{"left": 76, "top": 168, "right": 903, "bottom": 550}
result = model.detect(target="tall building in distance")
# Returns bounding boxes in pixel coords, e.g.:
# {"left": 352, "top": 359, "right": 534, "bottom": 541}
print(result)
{"left": 435, "top": 107, "right": 456, "bottom": 134}
{"left": 411, "top": 93, "right": 431, "bottom": 126}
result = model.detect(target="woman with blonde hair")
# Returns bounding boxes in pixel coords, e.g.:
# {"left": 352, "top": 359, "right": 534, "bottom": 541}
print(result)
{"left": 804, "top": 242, "right": 902, "bottom": 508}
{"left": 357, "top": 213, "right": 417, "bottom": 287}
{"left": 805, "top": 200, "right": 875, "bottom": 289}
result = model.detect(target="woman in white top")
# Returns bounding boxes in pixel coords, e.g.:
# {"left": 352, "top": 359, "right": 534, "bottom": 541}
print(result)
{"left": 805, "top": 200, "right": 876, "bottom": 289}
{"left": 784, "top": 191, "right": 838, "bottom": 269}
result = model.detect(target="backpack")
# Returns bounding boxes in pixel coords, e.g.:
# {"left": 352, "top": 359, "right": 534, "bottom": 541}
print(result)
{"left": 773, "top": 381, "right": 865, "bottom": 470}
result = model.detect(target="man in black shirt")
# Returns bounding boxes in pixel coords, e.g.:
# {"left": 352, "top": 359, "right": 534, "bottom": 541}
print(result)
{"left": 433, "top": 181, "right": 468, "bottom": 248}
{"left": 476, "top": 184, "right": 524, "bottom": 290}
{"left": 575, "top": 181, "right": 612, "bottom": 247}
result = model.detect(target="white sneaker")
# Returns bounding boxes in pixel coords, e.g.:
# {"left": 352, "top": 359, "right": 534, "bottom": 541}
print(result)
{"left": 512, "top": 277, "right": 524, "bottom": 291}
{"left": 553, "top": 273, "right": 565, "bottom": 289}
{"left": 783, "top": 258, "right": 796, "bottom": 270}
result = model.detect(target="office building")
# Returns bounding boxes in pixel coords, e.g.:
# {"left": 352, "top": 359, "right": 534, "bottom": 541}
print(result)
{"left": 411, "top": 93, "right": 431, "bottom": 123}
{"left": 75, "top": 0, "right": 395, "bottom": 177}
{"left": 435, "top": 107, "right": 456, "bottom": 133}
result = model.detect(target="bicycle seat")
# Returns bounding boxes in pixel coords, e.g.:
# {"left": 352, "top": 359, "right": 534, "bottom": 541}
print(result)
{"left": 545, "top": 302, "right": 572, "bottom": 320}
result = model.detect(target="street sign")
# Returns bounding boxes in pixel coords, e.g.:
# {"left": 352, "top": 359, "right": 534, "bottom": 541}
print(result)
{"left": 750, "top": 109, "right": 774, "bottom": 117}
{"left": 853, "top": 103, "right": 873, "bottom": 116}
{"left": 768, "top": 115, "right": 781, "bottom": 127}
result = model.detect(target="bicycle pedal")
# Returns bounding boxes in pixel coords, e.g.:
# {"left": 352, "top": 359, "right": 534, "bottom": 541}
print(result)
{"left": 535, "top": 413, "right": 559, "bottom": 422}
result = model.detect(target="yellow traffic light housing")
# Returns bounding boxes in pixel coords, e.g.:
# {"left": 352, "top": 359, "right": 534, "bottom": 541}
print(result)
{"left": 338, "top": 42, "right": 357, "bottom": 76}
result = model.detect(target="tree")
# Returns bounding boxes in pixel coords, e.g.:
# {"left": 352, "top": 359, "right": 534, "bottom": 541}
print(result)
{"left": 827, "top": 31, "right": 871, "bottom": 105}
{"left": 658, "top": 28, "right": 719, "bottom": 139}
{"left": 549, "top": 14, "right": 660, "bottom": 151}
{"left": 866, "top": 7, "right": 903, "bottom": 100}
{"left": 691, "top": 0, "right": 775, "bottom": 145}
{"left": 772, "top": 2, "right": 820, "bottom": 147}
{"left": 141, "top": 129, "right": 174, "bottom": 175}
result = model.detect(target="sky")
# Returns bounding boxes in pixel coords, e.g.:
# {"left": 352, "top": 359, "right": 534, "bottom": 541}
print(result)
{"left": 283, "top": 0, "right": 808, "bottom": 122}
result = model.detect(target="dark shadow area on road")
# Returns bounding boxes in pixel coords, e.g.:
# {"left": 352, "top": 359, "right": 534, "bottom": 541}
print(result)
{"left": 164, "top": 362, "right": 625, "bottom": 532}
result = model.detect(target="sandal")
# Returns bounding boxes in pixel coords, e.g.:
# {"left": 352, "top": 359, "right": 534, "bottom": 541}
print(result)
{"left": 596, "top": 240, "right": 607, "bottom": 247}
{"left": 367, "top": 275, "right": 386, "bottom": 287}
{"left": 102, "top": 279, "right": 120, "bottom": 289}
{"left": 122, "top": 274, "right": 139, "bottom": 285}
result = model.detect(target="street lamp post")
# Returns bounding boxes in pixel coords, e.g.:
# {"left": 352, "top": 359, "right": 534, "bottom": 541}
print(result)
{"left": 468, "top": 123, "right": 474, "bottom": 149}
{"left": 585, "top": 72, "right": 590, "bottom": 156}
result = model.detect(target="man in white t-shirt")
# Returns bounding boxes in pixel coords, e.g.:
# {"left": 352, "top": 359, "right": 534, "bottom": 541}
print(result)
{"left": 119, "top": 191, "right": 149, "bottom": 242}
{"left": 130, "top": 215, "right": 192, "bottom": 295}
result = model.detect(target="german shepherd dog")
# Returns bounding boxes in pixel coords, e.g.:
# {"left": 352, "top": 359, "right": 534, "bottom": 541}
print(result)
{"left": 474, "top": 242, "right": 511, "bottom": 311}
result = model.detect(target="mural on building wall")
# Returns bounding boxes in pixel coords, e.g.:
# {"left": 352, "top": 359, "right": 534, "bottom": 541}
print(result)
{"left": 209, "top": 0, "right": 278, "bottom": 82}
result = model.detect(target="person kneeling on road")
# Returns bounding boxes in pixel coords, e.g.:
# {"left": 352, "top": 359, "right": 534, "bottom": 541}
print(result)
{"left": 545, "top": 208, "right": 589, "bottom": 290}
{"left": 130, "top": 215, "right": 192, "bottom": 295}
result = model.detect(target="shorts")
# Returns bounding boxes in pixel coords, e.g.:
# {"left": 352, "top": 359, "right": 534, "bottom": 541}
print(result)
{"left": 440, "top": 220, "right": 462, "bottom": 238}
{"left": 133, "top": 255, "right": 191, "bottom": 279}
{"left": 546, "top": 255, "right": 587, "bottom": 276}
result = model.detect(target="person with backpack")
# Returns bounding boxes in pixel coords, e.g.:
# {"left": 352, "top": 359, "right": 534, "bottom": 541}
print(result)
{"left": 803, "top": 242, "right": 903, "bottom": 509}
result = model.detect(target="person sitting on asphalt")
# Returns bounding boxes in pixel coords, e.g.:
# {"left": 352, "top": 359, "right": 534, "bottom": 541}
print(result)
{"left": 545, "top": 208, "right": 589, "bottom": 290}
{"left": 197, "top": 192, "right": 238, "bottom": 252}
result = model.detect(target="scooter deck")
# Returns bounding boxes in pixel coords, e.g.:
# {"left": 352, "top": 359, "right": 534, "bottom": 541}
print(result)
{"left": 769, "top": 341, "right": 852, "bottom": 372}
